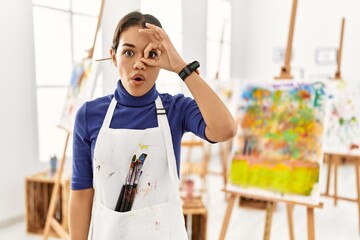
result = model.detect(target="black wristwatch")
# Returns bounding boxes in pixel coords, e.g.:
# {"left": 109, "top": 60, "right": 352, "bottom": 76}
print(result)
{"left": 178, "top": 61, "right": 200, "bottom": 81}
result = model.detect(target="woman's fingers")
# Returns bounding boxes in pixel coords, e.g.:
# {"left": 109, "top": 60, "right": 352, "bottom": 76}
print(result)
{"left": 140, "top": 57, "right": 156, "bottom": 67}
{"left": 142, "top": 23, "right": 168, "bottom": 40}
{"left": 138, "top": 29, "right": 160, "bottom": 41}
{"left": 143, "top": 42, "right": 161, "bottom": 59}
{"left": 139, "top": 23, "right": 183, "bottom": 72}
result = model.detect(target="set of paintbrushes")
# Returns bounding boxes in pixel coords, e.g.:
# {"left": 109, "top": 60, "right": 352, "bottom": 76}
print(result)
{"left": 115, "top": 153, "right": 147, "bottom": 212}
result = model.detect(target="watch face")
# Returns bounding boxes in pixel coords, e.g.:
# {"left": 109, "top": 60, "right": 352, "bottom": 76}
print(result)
{"left": 190, "top": 61, "right": 200, "bottom": 70}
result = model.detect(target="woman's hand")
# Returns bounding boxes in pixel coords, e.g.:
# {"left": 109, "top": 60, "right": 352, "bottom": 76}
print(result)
{"left": 139, "top": 23, "right": 187, "bottom": 74}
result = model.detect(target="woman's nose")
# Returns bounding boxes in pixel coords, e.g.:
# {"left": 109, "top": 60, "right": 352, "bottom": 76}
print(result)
{"left": 133, "top": 57, "right": 146, "bottom": 70}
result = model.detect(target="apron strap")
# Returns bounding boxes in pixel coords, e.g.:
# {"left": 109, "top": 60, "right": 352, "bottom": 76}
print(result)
{"left": 155, "top": 97, "right": 179, "bottom": 187}
{"left": 101, "top": 98, "right": 117, "bottom": 128}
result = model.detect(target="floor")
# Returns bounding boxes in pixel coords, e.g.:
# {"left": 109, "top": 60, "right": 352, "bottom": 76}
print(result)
{"left": 1, "top": 153, "right": 360, "bottom": 240}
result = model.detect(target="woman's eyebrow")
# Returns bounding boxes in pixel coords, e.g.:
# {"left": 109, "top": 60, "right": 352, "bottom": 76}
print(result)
{"left": 122, "top": 43, "right": 135, "bottom": 48}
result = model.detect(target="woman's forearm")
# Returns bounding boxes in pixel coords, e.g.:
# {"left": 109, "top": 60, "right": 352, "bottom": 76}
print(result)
{"left": 69, "top": 188, "right": 94, "bottom": 240}
{"left": 183, "top": 71, "right": 238, "bottom": 142}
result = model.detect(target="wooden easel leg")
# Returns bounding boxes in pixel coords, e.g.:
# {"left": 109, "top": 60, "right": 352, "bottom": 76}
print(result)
{"left": 43, "top": 132, "right": 70, "bottom": 240}
{"left": 43, "top": 180, "right": 60, "bottom": 239}
{"left": 286, "top": 204, "right": 295, "bottom": 240}
{"left": 219, "top": 194, "right": 236, "bottom": 240}
{"left": 263, "top": 201, "right": 275, "bottom": 240}
{"left": 220, "top": 141, "right": 231, "bottom": 201}
{"left": 220, "top": 140, "right": 230, "bottom": 188}
{"left": 355, "top": 160, "right": 360, "bottom": 234}
{"left": 307, "top": 207, "right": 315, "bottom": 240}
{"left": 334, "top": 157, "right": 339, "bottom": 206}
{"left": 325, "top": 154, "right": 332, "bottom": 195}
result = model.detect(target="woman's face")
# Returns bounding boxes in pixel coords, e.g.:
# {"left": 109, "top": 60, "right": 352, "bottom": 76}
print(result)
{"left": 110, "top": 25, "right": 160, "bottom": 97}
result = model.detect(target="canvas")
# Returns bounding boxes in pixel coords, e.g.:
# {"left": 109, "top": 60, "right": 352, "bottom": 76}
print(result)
{"left": 208, "top": 79, "right": 237, "bottom": 115}
{"left": 58, "top": 59, "right": 99, "bottom": 131}
{"left": 323, "top": 80, "right": 360, "bottom": 156}
{"left": 227, "top": 80, "right": 327, "bottom": 205}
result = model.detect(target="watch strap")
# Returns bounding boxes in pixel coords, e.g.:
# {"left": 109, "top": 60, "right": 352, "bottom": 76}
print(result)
{"left": 178, "top": 61, "right": 200, "bottom": 81}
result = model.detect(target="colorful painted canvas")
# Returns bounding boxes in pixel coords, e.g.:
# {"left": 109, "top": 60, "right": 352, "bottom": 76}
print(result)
{"left": 323, "top": 80, "right": 360, "bottom": 155}
{"left": 59, "top": 59, "right": 99, "bottom": 131}
{"left": 227, "top": 80, "right": 327, "bottom": 205}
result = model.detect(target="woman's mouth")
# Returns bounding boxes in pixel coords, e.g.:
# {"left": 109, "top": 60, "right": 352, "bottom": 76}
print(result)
{"left": 131, "top": 74, "right": 145, "bottom": 82}
{"left": 130, "top": 74, "right": 145, "bottom": 86}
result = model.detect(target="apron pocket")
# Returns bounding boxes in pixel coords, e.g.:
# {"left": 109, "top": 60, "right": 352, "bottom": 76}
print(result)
{"left": 91, "top": 200, "right": 171, "bottom": 240}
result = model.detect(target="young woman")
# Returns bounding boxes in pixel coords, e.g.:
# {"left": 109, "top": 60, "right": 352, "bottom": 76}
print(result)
{"left": 69, "top": 11, "right": 237, "bottom": 240}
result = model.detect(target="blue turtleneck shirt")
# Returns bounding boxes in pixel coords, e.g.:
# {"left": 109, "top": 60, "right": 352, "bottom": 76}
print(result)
{"left": 71, "top": 80, "right": 208, "bottom": 190}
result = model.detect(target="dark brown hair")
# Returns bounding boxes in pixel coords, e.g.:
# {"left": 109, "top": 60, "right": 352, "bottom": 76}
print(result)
{"left": 111, "top": 11, "right": 162, "bottom": 53}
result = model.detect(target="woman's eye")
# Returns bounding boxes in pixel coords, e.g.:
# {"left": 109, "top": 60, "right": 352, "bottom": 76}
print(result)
{"left": 124, "top": 50, "right": 134, "bottom": 57}
{"left": 148, "top": 51, "right": 157, "bottom": 59}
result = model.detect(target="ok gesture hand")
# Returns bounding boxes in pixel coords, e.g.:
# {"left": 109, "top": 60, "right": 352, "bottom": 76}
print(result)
{"left": 139, "top": 23, "right": 186, "bottom": 74}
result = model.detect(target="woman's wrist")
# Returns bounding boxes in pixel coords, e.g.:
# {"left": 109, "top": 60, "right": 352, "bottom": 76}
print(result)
{"left": 177, "top": 61, "right": 200, "bottom": 81}
{"left": 174, "top": 62, "right": 187, "bottom": 74}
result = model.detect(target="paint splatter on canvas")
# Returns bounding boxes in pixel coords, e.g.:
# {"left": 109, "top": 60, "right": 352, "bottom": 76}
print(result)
{"left": 323, "top": 80, "right": 360, "bottom": 155}
{"left": 228, "top": 80, "right": 327, "bottom": 204}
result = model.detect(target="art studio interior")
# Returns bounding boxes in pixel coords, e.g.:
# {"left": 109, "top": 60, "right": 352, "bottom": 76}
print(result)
{"left": 1, "top": 0, "right": 360, "bottom": 239}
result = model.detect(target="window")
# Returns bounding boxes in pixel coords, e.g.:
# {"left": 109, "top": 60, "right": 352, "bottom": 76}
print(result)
{"left": 32, "top": 0, "right": 102, "bottom": 162}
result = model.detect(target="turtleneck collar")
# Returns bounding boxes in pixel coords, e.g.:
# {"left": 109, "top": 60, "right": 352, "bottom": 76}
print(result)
{"left": 114, "top": 80, "right": 158, "bottom": 107}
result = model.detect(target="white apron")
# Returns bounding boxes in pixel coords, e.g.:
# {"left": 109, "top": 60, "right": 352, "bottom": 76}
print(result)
{"left": 89, "top": 96, "right": 188, "bottom": 240}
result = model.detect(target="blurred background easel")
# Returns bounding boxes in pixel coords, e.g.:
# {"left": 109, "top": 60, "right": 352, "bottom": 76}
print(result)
{"left": 321, "top": 18, "right": 360, "bottom": 234}
{"left": 42, "top": 1, "right": 105, "bottom": 239}
{"left": 220, "top": 1, "right": 323, "bottom": 240}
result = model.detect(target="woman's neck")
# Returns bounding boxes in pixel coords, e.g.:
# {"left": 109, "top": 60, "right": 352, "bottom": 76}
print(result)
{"left": 114, "top": 80, "right": 158, "bottom": 107}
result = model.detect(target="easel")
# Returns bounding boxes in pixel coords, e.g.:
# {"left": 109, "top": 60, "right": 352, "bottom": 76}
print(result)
{"left": 220, "top": 0, "right": 324, "bottom": 239}
{"left": 322, "top": 152, "right": 360, "bottom": 233}
{"left": 334, "top": 18, "right": 345, "bottom": 80}
{"left": 214, "top": 19, "right": 228, "bottom": 80}
{"left": 209, "top": 19, "right": 232, "bottom": 191}
{"left": 219, "top": 190, "right": 323, "bottom": 240}
{"left": 42, "top": 1, "right": 105, "bottom": 239}
{"left": 180, "top": 136, "right": 210, "bottom": 240}
{"left": 218, "top": 139, "right": 232, "bottom": 190}
{"left": 275, "top": 0, "right": 298, "bottom": 80}
{"left": 42, "top": 128, "right": 71, "bottom": 239}
{"left": 181, "top": 135, "right": 211, "bottom": 193}
{"left": 321, "top": 18, "right": 348, "bottom": 203}
{"left": 321, "top": 17, "right": 360, "bottom": 234}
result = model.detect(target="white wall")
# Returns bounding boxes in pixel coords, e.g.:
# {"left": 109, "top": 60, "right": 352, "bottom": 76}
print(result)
{"left": 0, "top": 0, "right": 47, "bottom": 225}
{"left": 231, "top": 0, "right": 360, "bottom": 82}
{"left": 182, "top": 0, "right": 208, "bottom": 74}
{"left": 181, "top": 0, "right": 208, "bottom": 95}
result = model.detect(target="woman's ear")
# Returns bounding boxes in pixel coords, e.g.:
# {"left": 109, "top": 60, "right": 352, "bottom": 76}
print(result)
{"left": 110, "top": 49, "right": 117, "bottom": 66}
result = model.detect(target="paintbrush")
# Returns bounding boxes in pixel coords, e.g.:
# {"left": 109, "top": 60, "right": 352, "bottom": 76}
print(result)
{"left": 115, "top": 154, "right": 136, "bottom": 212}
{"left": 124, "top": 154, "right": 147, "bottom": 211}
{"left": 122, "top": 162, "right": 138, "bottom": 212}
{"left": 127, "top": 170, "right": 143, "bottom": 211}
{"left": 120, "top": 163, "right": 137, "bottom": 212}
